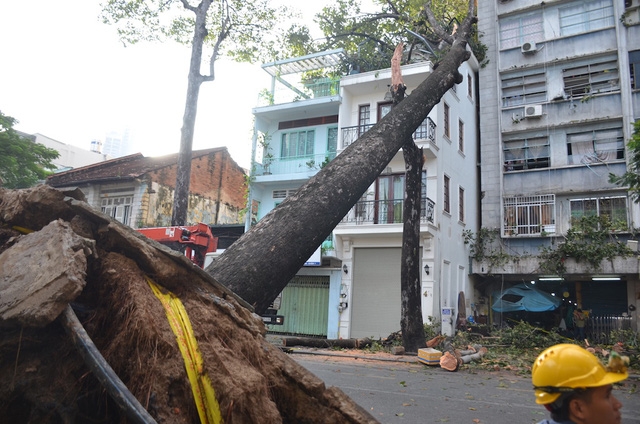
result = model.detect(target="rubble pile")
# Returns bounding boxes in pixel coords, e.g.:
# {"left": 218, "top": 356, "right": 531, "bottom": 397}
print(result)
{"left": 0, "top": 185, "right": 378, "bottom": 424}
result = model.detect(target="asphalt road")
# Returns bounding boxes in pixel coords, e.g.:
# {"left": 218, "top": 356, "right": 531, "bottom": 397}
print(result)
{"left": 293, "top": 352, "right": 640, "bottom": 424}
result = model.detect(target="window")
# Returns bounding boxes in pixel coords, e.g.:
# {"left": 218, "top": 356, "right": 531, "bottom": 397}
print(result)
{"left": 373, "top": 171, "right": 428, "bottom": 224}
{"left": 101, "top": 195, "right": 132, "bottom": 226}
{"left": 501, "top": 71, "right": 547, "bottom": 107}
{"left": 630, "top": 50, "right": 640, "bottom": 90}
{"left": 504, "top": 136, "right": 550, "bottom": 171}
{"left": 563, "top": 57, "right": 619, "bottom": 99}
{"left": 272, "top": 189, "right": 297, "bottom": 199}
{"left": 358, "top": 105, "right": 371, "bottom": 135}
{"left": 327, "top": 127, "right": 338, "bottom": 160}
{"left": 504, "top": 194, "right": 555, "bottom": 236}
{"left": 458, "top": 120, "right": 464, "bottom": 153}
{"left": 570, "top": 196, "right": 628, "bottom": 227}
{"left": 500, "top": 11, "right": 544, "bottom": 50}
{"left": 280, "top": 130, "right": 315, "bottom": 158}
{"left": 444, "top": 175, "right": 450, "bottom": 213}
{"left": 443, "top": 103, "right": 450, "bottom": 138}
{"left": 458, "top": 187, "right": 465, "bottom": 223}
{"left": 376, "top": 174, "right": 404, "bottom": 224}
{"left": 567, "top": 126, "right": 624, "bottom": 165}
{"left": 559, "top": 0, "right": 614, "bottom": 36}
{"left": 467, "top": 73, "right": 473, "bottom": 99}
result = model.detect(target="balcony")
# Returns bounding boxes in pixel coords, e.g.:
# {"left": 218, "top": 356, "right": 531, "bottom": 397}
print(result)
{"left": 254, "top": 153, "right": 335, "bottom": 177}
{"left": 341, "top": 197, "right": 435, "bottom": 225}
{"left": 341, "top": 117, "right": 436, "bottom": 148}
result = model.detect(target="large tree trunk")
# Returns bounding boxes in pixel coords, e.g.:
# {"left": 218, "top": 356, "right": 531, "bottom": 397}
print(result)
{"left": 208, "top": 13, "right": 474, "bottom": 314}
{"left": 391, "top": 43, "right": 426, "bottom": 354}
{"left": 172, "top": 1, "right": 212, "bottom": 226}
{"left": 400, "top": 140, "right": 426, "bottom": 353}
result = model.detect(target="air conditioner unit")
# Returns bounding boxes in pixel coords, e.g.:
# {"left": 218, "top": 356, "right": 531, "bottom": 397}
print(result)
{"left": 524, "top": 104, "right": 543, "bottom": 118}
{"left": 521, "top": 41, "right": 538, "bottom": 54}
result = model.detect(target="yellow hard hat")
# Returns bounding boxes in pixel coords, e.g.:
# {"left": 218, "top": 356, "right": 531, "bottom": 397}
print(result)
{"left": 532, "top": 344, "right": 628, "bottom": 405}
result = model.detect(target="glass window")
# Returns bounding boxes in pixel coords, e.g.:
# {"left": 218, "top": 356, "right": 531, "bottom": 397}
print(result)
{"left": 101, "top": 195, "right": 132, "bottom": 226}
{"left": 444, "top": 175, "right": 450, "bottom": 213}
{"left": 358, "top": 105, "right": 371, "bottom": 136}
{"left": 444, "top": 103, "right": 450, "bottom": 138}
{"left": 560, "top": 0, "right": 614, "bottom": 36}
{"left": 502, "top": 71, "right": 547, "bottom": 107}
{"left": 500, "top": 11, "right": 544, "bottom": 50}
{"left": 503, "top": 194, "right": 555, "bottom": 236}
{"left": 563, "top": 57, "right": 619, "bottom": 99}
{"left": 566, "top": 126, "right": 624, "bottom": 165}
{"left": 570, "top": 196, "right": 628, "bottom": 226}
{"left": 459, "top": 187, "right": 465, "bottom": 222}
{"left": 280, "top": 130, "right": 315, "bottom": 158}
{"left": 327, "top": 127, "right": 338, "bottom": 160}
{"left": 504, "top": 136, "right": 550, "bottom": 171}
{"left": 630, "top": 50, "right": 640, "bottom": 90}
{"left": 467, "top": 73, "right": 473, "bottom": 99}
{"left": 458, "top": 120, "right": 464, "bottom": 153}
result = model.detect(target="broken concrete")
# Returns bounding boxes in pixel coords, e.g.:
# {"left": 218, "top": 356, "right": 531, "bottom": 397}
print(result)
{"left": 0, "top": 219, "right": 95, "bottom": 327}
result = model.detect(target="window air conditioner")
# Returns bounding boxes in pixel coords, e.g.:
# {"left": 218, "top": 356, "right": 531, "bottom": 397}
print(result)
{"left": 521, "top": 41, "right": 538, "bottom": 54}
{"left": 524, "top": 104, "right": 543, "bottom": 118}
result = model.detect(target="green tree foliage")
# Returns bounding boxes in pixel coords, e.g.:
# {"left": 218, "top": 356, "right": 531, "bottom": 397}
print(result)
{"left": 0, "top": 111, "right": 59, "bottom": 189}
{"left": 539, "top": 215, "right": 633, "bottom": 276}
{"left": 100, "top": 0, "right": 286, "bottom": 61}
{"left": 285, "top": 0, "right": 484, "bottom": 75}
{"left": 609, "top": 119, "right": 640, "bottom": 202}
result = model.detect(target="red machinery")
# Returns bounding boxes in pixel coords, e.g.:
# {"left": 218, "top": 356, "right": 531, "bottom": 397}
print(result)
{"left": 137, "top": 223, "right": 284, "bottom": 326}
{"left": 136, "top": 223, "right": 218, "bottom": 269}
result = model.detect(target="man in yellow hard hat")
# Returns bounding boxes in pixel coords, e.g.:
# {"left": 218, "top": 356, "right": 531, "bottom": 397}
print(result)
{"left": 532, "top": 344, "right": 629, "bottom": 424}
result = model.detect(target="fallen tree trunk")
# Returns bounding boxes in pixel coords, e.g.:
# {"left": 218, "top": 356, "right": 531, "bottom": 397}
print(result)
{"left": 207, "top": 4, "right": 477, "bottom": 314}
{"left": 282, "top": 337, "right": 373, "bottom": 349}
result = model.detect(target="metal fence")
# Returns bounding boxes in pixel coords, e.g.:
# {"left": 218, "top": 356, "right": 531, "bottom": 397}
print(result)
{"left": 586, "top": 315, "right": 633, "bottom": 344}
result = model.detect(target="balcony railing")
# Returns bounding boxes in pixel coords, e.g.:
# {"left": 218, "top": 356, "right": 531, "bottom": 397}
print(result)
{"left": 341, "top": 117, "right": 436, "bottom": 148}
{"left": 254, "top": 153, "right": 335, "bottom": 176}
{"left": 341, "top": 197, "right": 435, "bottom": 225}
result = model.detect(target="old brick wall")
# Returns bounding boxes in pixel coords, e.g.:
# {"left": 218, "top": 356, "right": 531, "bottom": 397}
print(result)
{"left": 144, "top": 149, "right": 246, "bottom": 226}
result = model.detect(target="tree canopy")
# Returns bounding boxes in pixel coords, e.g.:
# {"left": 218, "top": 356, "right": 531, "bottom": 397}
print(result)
{"left": 100, "top": 0, "right": 287, "bottom": 62}
{"left": 285, "top": 0, "right": 484, "bottom": 75}
{"left": 609, "top": 119, "right": 640, "bottom": 203}
{"left": 0, "top": 111, "right": 59, "bottom": 189}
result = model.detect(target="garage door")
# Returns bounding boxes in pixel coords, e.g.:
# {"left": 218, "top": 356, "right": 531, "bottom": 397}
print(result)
{"left": 267, "top": 275, "right": 329, "bottom": 336}
{"left": 350, "top": 247, "right": 402, "bottom": 339}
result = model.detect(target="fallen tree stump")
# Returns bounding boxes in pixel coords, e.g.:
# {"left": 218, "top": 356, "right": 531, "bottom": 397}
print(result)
{"left": 0, "top": 185, "right": 379, "bottom": 424}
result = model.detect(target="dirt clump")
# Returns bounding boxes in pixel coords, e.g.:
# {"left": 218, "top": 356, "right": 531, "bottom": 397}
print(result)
{"left": 0, "top": 185, "right": 378, "bottom": 424}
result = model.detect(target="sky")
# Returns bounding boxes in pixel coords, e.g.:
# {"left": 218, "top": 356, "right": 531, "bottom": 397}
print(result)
{"left": 0, "top": 1, "right": 372, "bottom": 169}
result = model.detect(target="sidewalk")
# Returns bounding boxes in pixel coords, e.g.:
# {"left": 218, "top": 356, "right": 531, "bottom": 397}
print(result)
{"left": 267, "top": 334, "right": 640, "bottom": 379}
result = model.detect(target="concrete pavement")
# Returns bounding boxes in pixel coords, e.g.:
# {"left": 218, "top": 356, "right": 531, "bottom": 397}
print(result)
{"left": 284, "top": 347, "right": 640, "bottom": 424}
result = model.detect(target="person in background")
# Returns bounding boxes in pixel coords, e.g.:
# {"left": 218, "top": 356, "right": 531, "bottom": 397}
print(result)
{"left": 532, "top": 344, "right": 628, "bottom": 424}
{"left": 573, "top": 308, "right": 586, "bottom": 340}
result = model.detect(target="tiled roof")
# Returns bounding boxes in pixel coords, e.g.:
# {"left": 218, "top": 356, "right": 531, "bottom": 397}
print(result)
{"left": 47, "top": 147, "right": 226, "bottom": 187}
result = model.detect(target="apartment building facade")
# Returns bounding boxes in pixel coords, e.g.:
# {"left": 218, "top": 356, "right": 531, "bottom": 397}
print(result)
{"left": 248, "top": 50, "right": 480, "bottom": 339}
{"left": 477, "top": 0, "right": 640, "bottom": 332}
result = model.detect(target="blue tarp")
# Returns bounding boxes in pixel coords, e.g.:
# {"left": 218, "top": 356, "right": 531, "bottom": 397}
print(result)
{"left": 492, "top": 283, "right": 561, "bottom": 312}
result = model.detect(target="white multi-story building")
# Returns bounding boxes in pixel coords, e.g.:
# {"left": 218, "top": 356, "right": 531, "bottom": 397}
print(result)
{"left": 17, "top": 131, "right": 111, "bottom": 172}
{"left": 477, "top": 0, "right": 640, "bottom": 334}
{"left": 248, "top": 49, "right": 480, "bottom": 339}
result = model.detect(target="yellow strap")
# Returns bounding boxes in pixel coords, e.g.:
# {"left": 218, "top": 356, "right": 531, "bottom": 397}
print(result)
{"left": 147, "top": 278, "right": 223, "bottom": 424}
{"left": 11, "top": 225, "right": 34, "bottom": 234}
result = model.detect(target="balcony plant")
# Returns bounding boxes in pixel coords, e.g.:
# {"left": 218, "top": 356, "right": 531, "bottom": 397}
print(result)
{"left": 258, "top": 131, "right": 274, "bottom": 174}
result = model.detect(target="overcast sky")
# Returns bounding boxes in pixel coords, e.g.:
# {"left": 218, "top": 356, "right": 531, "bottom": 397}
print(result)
{"left": 0, "top": 1, "right": 373, "bottom": 169}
